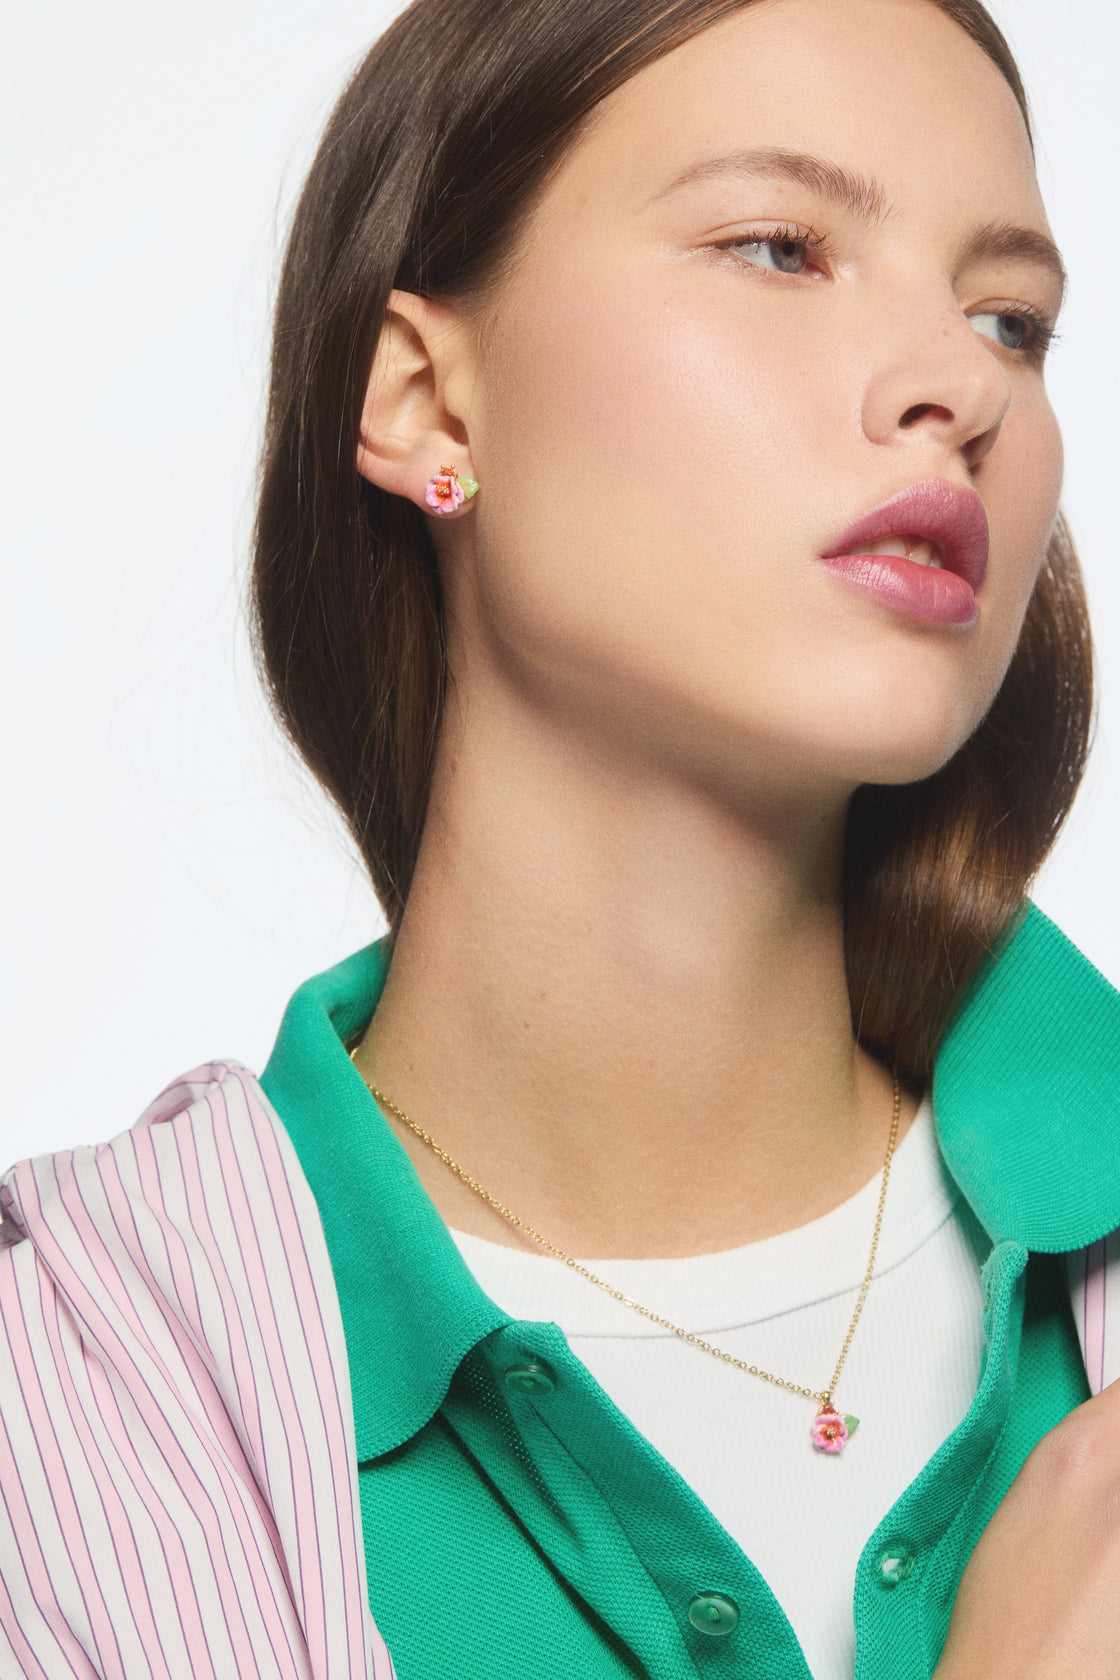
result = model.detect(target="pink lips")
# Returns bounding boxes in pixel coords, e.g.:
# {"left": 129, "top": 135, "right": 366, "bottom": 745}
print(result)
{"left": 818, "top": 479, "right": 989, "bottom": 627}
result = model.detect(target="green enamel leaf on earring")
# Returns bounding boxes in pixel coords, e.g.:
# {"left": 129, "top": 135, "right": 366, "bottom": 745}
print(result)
{"left": 843, "top": 1415, "right": 860, "bottom": 1436}
{"left": 460, "top": 477, "right": 480, "bottom": 498}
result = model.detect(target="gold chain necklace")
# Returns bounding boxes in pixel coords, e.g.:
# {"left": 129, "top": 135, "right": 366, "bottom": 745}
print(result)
{"left": 351, "top": 1051, "right": 901, "bottom": 1454}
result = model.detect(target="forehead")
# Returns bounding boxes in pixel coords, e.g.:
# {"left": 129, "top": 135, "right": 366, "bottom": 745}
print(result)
{"left": 544, "top": 0, "right": 1046, "bottom": 234}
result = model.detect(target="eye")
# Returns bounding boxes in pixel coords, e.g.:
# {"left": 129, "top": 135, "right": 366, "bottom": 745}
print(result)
{"left": 970, "top": 310, "right": 1045, "bottom": 354}
{"left": 971, "top": 310, "right": 1026, "bottom": 350}
{"left": 715, "top": 225, "right": 829, "bottom": 273}
{"left": 725, "top": 233, "right": 815, "bottom": 274}
{"left": 711, "top": 222, "right": 830, "bottom": 278}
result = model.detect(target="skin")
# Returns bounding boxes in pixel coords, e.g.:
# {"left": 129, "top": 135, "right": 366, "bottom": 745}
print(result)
{"left": 353, "top": 2, "right": 1120, "bottom": 1670}
{"left": 354, "top": 0, "right": 1062, "bottom": 1259}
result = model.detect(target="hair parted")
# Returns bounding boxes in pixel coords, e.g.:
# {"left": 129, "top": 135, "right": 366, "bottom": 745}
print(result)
{"left": 252, "top": 0, "right": 1092, "bottom": 1088}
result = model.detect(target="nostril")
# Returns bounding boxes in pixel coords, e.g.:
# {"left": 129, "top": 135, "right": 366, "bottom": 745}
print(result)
{"left": 899, "top": 402, "right": 953, "bottom": 429}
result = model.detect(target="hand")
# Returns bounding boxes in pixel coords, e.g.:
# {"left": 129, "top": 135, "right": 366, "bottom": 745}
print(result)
{"left": 935, "top": 1381, "right": 1120, "bottom": 1679}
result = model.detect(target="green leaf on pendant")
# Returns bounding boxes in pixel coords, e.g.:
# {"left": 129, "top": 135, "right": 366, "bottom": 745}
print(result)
{"left": 843, "top": 1415, "right": 860, "bottom": 1437}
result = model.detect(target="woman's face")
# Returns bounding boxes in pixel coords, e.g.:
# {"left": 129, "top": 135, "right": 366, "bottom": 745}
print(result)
{"left": 455, "top": 0, "right": 1064, "bottom": 800}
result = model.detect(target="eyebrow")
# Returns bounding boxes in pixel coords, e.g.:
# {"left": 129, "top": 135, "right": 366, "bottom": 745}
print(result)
{"left": 958, "top": 220, "right": 1067, "bottom": 308}
{"left": 651, "top": 147, "right": 890, "bottom": 224}
{"left": 652, "top": 146, "right": 1067, "bottom": 306}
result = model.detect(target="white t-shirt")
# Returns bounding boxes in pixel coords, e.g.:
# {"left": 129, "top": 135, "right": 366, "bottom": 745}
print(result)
{"left": 452, "top": 1096, "right": 989, "bottom": 1680}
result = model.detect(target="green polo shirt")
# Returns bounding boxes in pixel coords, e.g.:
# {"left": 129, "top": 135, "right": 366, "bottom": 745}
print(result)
{"left": 262, "top": 905, "right": 1120, "bottom": 1679}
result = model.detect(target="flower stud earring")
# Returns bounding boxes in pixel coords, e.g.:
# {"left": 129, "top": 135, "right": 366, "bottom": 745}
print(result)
{"left": 424, "top": 464, "right": 480, "bottom": 516}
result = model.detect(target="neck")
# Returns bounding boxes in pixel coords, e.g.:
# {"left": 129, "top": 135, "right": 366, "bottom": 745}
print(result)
{"left": 354, "top": 690, "right": 911, "bottom": 1259}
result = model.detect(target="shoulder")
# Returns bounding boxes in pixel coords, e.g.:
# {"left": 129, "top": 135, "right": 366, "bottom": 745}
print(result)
{"left": 1, "top": 1058, "right": 300, "bottom": 1255}
{"left": 939, "top": 904, "right": 1120, "bottom": 1099}
{"left": 929, "top": 907, "right": 1120, "bottom": 1396}
{"left": 933, "top": 905, "right": 1120, "bottom": 1253}
{"left": 0, "top": 1060, "right": 323, "bottom": 1412}
{"left": 0, "top": 1063, "right": 388, "bottom": 1678}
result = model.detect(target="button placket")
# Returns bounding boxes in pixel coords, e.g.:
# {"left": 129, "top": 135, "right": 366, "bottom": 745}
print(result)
{"left": 463, "top": 1329, "right": 810, "bottom": 1675}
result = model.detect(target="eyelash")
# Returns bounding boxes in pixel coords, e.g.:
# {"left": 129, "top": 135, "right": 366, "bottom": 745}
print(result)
{"left": 993, "top": 305, "right": 1058, "bottom": 361}
{"left": 710, "top": 224, "right": 1059, "bottom": 362}
{"left": 711, "top": 222, "right": 831, "bottom": 270}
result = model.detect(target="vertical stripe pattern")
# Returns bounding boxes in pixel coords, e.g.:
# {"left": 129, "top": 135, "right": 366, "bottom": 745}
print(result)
{"left": 0, "top": 1064, "right": 396, "bottom": 1680}
{"left": 1067, "top": 1236, "right": 1120, "bottom": 1396}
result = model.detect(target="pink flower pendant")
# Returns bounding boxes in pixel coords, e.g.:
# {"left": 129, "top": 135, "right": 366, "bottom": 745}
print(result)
{"left": 811, "top": 1403, "right": 859, "bottom": 1453}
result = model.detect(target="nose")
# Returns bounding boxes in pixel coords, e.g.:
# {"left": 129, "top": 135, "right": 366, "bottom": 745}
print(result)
{"left": 860, "top": 299, "right": 1013, "bottom": 472}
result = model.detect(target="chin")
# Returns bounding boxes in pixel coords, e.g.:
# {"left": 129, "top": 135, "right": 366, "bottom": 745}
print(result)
{"left": 840, "top": 721, "right": 985, "bottom": 789}
{"left": 798, "top": 659, "right": 1003, "bottom": 790}
{"left": 775, "top": 713, "right": 983, "bottom": 796}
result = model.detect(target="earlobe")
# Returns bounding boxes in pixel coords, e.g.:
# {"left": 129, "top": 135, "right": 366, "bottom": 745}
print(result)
{"left": 355, "top": 290, "right": 479, "bottom": 515}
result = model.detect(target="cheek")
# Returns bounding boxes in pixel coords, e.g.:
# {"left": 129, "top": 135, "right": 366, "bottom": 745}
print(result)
{"left": 476, "top": 259, "right": 833, "bottom": 614}
{"left": 987, "top": 400, "right": 1064, "bottom": 627}
{"left": 471, "top": 278, "right": 813, "bottom": 708}
{"left": 489, "top": 259, "right": 823, "bottom": 476}
{"left": 951, "top": 400, "right": 1064, "bottom": 739}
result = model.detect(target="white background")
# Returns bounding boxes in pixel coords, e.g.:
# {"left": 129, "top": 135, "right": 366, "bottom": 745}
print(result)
{"left": 3, "top": 0, "right": 1117, "bottom": 1162}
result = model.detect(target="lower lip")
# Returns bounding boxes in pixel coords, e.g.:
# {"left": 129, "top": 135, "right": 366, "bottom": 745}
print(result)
{"left": 817, "top": 553, "right": 979, "bottom": 627}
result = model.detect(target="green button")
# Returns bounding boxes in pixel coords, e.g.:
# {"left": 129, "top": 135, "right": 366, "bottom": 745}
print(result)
{"left": 502, "top": 1359, "right": 556, "bottom": 1396}
{"left": 687, "top": 1592, "right": 739, "bottom": 1637}
{"left": 876, "top": 1545, "right": 916, "bottom": 1586}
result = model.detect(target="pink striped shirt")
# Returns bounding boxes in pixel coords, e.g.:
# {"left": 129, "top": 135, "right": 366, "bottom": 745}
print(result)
{"left": 0, "top": 1062, "right": 395, "bottom": 1680}
{"left": 0, "top": 1055, "right": 1114, "bottom": 1676}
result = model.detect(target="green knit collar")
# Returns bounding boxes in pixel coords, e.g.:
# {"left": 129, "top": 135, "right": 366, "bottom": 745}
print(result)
{"left": 262, "top": 902, "right": 1120, "bottom": 1458}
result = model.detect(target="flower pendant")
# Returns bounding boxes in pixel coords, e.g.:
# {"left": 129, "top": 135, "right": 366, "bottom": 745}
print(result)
{"left": 811, "top": 1403, "right": 859, "bottom": 1453}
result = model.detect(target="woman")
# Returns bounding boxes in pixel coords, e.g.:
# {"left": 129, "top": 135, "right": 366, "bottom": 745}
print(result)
{"left": 3, "top": 0, "right": 1120, "bottom": 1675}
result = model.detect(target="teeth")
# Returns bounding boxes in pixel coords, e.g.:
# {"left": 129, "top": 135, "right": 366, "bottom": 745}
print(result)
{"left": 865, "top": 536, "right": 942, "bottom": 569}
{"left": 865, "top": 538, "right": 910, "bottom": 559}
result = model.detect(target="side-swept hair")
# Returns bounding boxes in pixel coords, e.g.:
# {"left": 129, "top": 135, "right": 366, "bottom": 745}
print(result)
{"left": 252, "top": 0, "right": 1092, "bottom": 1087}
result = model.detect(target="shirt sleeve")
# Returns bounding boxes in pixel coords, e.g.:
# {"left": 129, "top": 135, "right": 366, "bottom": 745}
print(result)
{"left": 0, "top": 1067, "right": 395, "bottom": 1680}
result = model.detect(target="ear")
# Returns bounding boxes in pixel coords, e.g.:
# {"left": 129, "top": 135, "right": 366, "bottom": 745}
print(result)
{"left": 356, "top": 290, "right": 479, "bottom": 513}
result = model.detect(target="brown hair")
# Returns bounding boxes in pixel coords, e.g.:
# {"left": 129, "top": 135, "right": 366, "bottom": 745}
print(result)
{"left": 252, "top": 0, "right": 1093, "bottom": 1087}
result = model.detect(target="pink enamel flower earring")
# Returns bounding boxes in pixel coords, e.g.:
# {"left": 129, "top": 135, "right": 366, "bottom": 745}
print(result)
{"left": 424, "top": 464, "right": 480, "bottom": 516}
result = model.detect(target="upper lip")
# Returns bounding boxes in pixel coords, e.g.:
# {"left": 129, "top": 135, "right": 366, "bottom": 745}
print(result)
{"left": 819, "top": 479, "right": 989, "bottom": 591}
